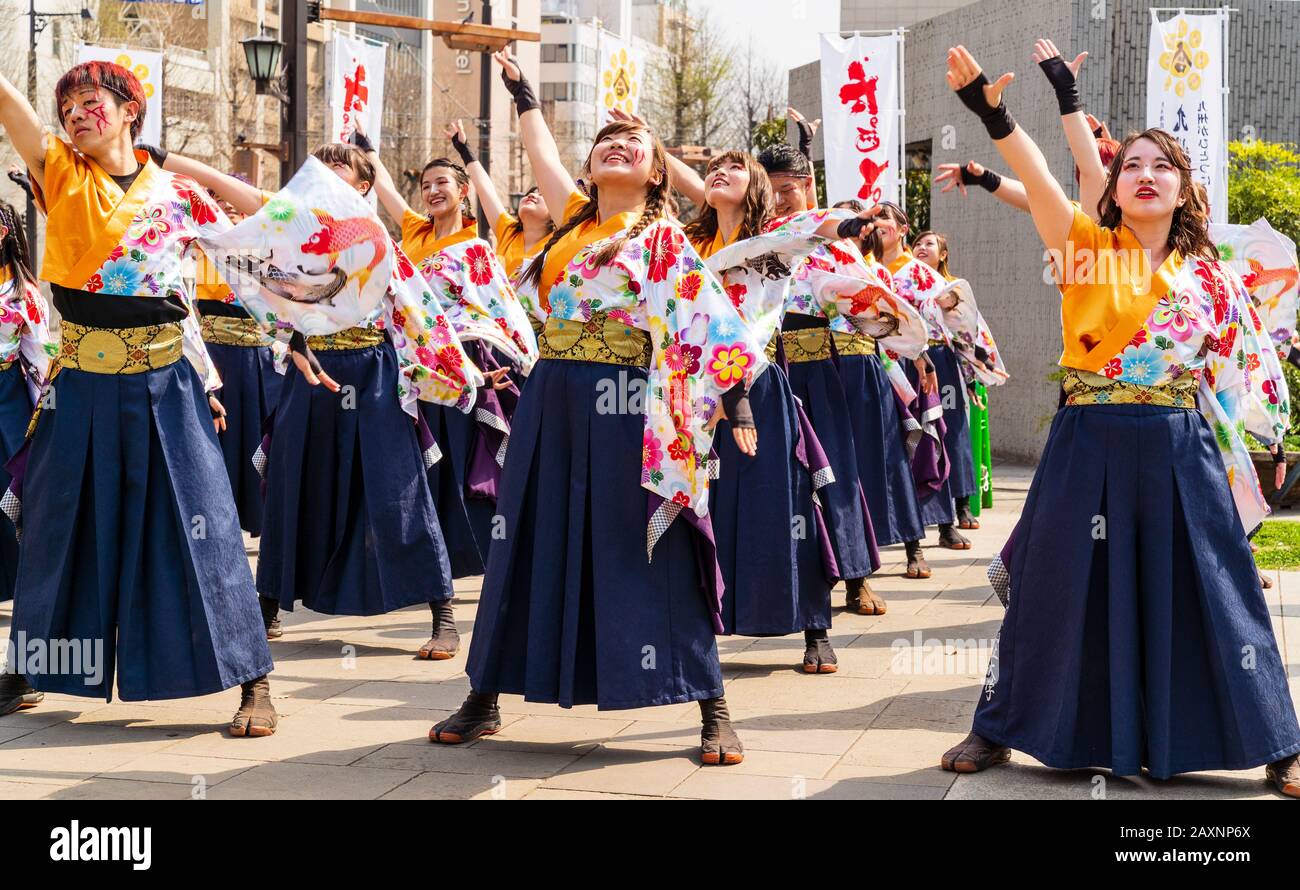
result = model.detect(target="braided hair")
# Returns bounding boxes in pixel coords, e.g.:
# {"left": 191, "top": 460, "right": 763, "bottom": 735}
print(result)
{"left": 519, "top": 121, "right": 669, "bottom": 290}
{"left": 0, "top": 201, "right": 38, "bottom": 292}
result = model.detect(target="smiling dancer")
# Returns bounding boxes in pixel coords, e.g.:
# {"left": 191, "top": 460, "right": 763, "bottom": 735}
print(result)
{"left": 938, "top": 43, "right": 1299, "bottom": 796}
{"left": 429, "top": 49, "right": 767, "bottom": 765}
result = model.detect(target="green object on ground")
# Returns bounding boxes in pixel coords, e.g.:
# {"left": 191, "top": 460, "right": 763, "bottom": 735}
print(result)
{"left": 1252, "top": 519, "right": 1300, "bottom": 570}
{"left": 969, "top": 383, "right": 993, "bottom": 515}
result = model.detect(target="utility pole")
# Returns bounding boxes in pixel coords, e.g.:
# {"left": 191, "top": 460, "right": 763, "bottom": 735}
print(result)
{"left": 25, "top": 0, "right": 38, "bottom": 260}
{"left": 476, "top": 1, "right": 492, "bottom": 235}
{"left": 281, "top": 0, "right": 309, "bottom": 186}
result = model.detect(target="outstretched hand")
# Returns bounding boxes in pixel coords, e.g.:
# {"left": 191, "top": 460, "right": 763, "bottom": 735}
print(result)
{"left": 291, "top": 350, "right": 341, "bottom": 393}
{"left": 935, "top": 161, "right": 986, "bottom": 197}
{"left": 445, "top": 119, "right": 467, "bottom": 146}
{"left": 1031, "top": 38, "right": 1087, "bottom": 77}
{"left": 608, "top": 107, "right": 651, "bottom": 130}
{"left": 492, "top": 47, "right": 522, "bottom": 82}
{"left": 946, "top": 45, "right": 1014, "bottom": 107}
{"left": 787, "top": 105, "right": 821, "bottom": 135}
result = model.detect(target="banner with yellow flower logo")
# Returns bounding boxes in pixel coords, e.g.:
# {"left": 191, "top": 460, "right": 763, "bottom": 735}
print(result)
{"left": 596, "top": 38, "right": 640, "bottom": 129}
{"left": 75, "top": 45, "right": 163, "bottom": 146}
{"left": 1146, "top": 9, "right": 1228, "bottom": 223}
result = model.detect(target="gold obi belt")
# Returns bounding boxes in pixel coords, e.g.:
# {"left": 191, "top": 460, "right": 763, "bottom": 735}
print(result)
{"left": 538, "top": 311, "right": 652, "bottom": 368}
{"left": 200, "top": 314, "right": 275, "bottom": 348}
{"left": 1062, "top": 367, "right": 1198, "bottom": 409}
{"left": 926, "top": 338, "right": 947, "bottom": 348}
{"left": 58, "top": 321, "right": 184, "bottom": 374}
{"left": 832, "top": 330, "right": 877, "bottom": 357}
{"left": 0, "top": 358, "right": 13, "bottom": 372}
{"left": 768, "top": 327, "right": 832, "bottom": 364}
{"left": 306, "top": 325, "right": 385, "bottom": 351}
{"left": 528, "top": 315, "right": 545, "bottom": 339}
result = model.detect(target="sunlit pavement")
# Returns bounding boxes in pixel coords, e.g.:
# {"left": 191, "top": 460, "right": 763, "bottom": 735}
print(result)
{"left": 2, "top": 460, "right": 1296, "bottom": 800}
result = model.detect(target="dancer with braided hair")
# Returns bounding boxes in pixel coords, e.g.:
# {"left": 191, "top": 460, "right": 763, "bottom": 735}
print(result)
{"left": 430, "top": 48, "right": 768, "bottom": 766}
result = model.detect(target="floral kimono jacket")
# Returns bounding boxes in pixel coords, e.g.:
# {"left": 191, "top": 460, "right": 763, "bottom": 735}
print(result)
{"left": 39, "top": 138, "right": 235, "bottom": 390}
{"left": 402, "top": 212, "right": 539, "bottom": 374}
{"left": 1211, "top": 218, "right": 1300, "bottom": 357}
{"left": 198, "top": 159, "right": 481, "bottom": 419}
{"left": 1061, "top": 210, "right": 1288, "bottom": 532}
{"left": 519, "top": 194, "right": 769, "bottom": 554}
{"left": 934, "top": 277, "right": 1009, "bottom": 388}
{"left": 0, "top": 271, "right": 55, "bottom": 405}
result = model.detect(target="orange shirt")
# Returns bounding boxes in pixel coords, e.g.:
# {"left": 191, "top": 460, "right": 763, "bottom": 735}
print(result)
{"left": 535, "top": 191, "right": 639, "bottom": 308}
{"left": 400, "top": 208, "right": 477, "bottom": 266}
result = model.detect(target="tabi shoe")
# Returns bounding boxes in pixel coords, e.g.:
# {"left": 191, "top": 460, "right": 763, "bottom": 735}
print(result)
{"left": 802, "top": 629, "right": 839, "bottom": 674}
{"left": 845, "top": 576, "right": 887, "bottom": 615}
{"left": 956, "top": 498, "right": 980, "bottom": 530}
{"left": 1266, "top": 754, "right": 1300, "bottom": 798}
{"left": 905, "top": 541, "right": 932, "bottom": 579}
{"left": 940, "top": 731, "right": 1011, "bottom": 773}
{"left": 260, "top": 595, "right": 282, "bottom": 640}
{"left": 938, "top": 524, "right": 972, "bottom": 551}
{"left": 229, "top": 676, "right": 278, "bottom": 737}
{"left": 429, "top": 691, "right": 502, "bottom": 744}
{"left": 417, "top": 599, "right": 460, "bottom": 660}
{"left": 0, "top": 672, "right": 43, "bottom": 716}
{"left": 699, "top": 696, "right": 744, "bottom": 765}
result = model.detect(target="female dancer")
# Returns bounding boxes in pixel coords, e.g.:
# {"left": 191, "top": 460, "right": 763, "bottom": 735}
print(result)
{"left": 939, "top": 44, "right": 1299, "bottom": 796}
{"left": 753, "top": 142, "right": 888, "bottom": 612}
{"left": 0, "top": 201, "right": 53, "bottom": 716}
{"left": 167, "top": 141, "right": 481, "bottom": 660}
{"left": 0, "top": 62, "right": 275, "bottom": 735}
{"left": 866, "top": 205, "right": 980, "bottom": 544}
{"left": 360, "top": 127, "right": 537, "bottom": 590}
{"left": 684, "top": 150, "right": 896, "bottom": 668}
{"left": 443, "top": 120, "right": 553, "bottom": 338}
{"left": 429, "top": 49, "right": 767, "bottom": 765}
{"left": 912, "top": 230, "right": 990, "bottom": 526}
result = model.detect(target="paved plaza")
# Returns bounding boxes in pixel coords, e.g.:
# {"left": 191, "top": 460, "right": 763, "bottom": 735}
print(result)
{"left": 2, "top": 462, "right": 1297, "bottom": 800}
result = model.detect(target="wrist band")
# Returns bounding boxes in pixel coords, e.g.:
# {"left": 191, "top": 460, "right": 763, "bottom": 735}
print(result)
{"left": 451, "top": 137, "right": 476, "bottom": 166}
{"left": 500, "top": 69, "right": 539, "bottom": 115}
{"left": 955, "top": 75, "right": 1016, "bottom": 141}
{"left": 836, "top": 217, "right": 870, "bottom": 240}
{"left": 349, "top": 129, "right": 375, "bottom": 154}
{"left": 1037, "top": 56, "right": 1081, "bottom": 116}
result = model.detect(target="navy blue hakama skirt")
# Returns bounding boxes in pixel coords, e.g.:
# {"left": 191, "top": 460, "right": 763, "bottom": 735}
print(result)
{"left": 974, "top": 403, "right": 1300, "bottom": 778}
{"left": 466, "top": 358, "right": 725, "bottom": 710}
{"left": 784, "top": 357, "right": 879, "bottom": 579}
{"left": 205, "top": 342, "right": 281, "bottom": 537}
{"left": 11, "top": 360, "right": 272, "bottom": 701}
{"left": 904, "top": 344, "right": 974, "bottom": 525}
{"left": 421, "top": 399, "right": 496, "bottom": 579}
{"left": 0, "top": 362, "right": 32, "bottom": 602}
{"left": 840, "top": 352, "right": 925, "bottom": 547}
{"left": 711, "top": 365, "right": 832, "bottom": 636}
{"left": 256, "top": 341, "right": 453, "bottom": 616}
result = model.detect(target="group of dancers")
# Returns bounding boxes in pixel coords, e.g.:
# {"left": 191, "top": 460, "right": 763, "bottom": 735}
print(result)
{"left": 0, "top": 32, "right": 1296, "bottom": 795}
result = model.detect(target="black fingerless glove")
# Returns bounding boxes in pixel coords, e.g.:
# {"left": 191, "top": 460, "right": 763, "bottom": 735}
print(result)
{"left": 1273, "top": 445, "right": 1287, "bottom": 464}
{"left": 348, "top": 129, "right": 375, "bottom": 154}
{"left": 288, "top": 331, "right": 323, "bottom": 376}
{"left": 955, "top": 73, "right": 1016, "bottom": 141}
{"left": 836, "top": 216, "right": 872, "bottom": 240}
{"left": 959, "top": 165, "right": 1002, "bottom": 193}
{"left": 721, "top": 385, "right": 755, "bottom": 431}
{"left": 450, "top": 133, "right": 476, "bottom": 166}
{"left": 7, "top": 168, "right": 33, "bottom": 201}
{"left": 796, "top": 120, "right": 815, "bottom": 161}
{"left": 135, "top": 142, "right": 168, "bottom": 167}
{"left": 500, "top": 68, "right": 539, "bottom": 115}
{"left": 1038, "top": 55, "right": 1081, "bottom": 116}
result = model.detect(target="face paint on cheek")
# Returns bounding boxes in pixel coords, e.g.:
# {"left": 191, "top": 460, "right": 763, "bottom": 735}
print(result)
{"left": 87, "top": 103, "right": 110, "bottom": 135}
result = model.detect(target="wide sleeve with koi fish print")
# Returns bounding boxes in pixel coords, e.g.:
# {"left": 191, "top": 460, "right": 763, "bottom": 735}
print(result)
{"left": 0, "top": 277, "right": 55, "bottom": 404}
{"left": 383, "top": 241, "right": 483, "bottom": 418}
{"left": 634, "top": 221, "right": 770, "bottom": 552}
{"left": 803, "top": 241, "right": 930, "bottom": 359}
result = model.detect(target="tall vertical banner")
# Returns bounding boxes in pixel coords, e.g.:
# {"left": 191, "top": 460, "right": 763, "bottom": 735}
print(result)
{"left": 75, "top": 45, "right": 163, "bottom": 146}
{"left": 326, "top": 35, "right": 387, "bottom": 145}
{"left": 820, "top": 32, "right": 903, "bottom": 207}
{"left": 1146, "top": 9, "right": 1229, "bottom": 223}
{"left": 596, "top": 37, "right": 641, "bottom": 129}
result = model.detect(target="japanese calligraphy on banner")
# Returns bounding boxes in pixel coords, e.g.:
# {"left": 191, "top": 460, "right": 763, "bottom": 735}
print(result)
{"left": 597, "top": 38, "right": 640, "bottom": 129}
{"left": 326, "top": 35, "right": 386, "bottom": 145}
{"left": 75, "top": 45, "right": 163, "bottom": 146}
{"left": 819, "top": 31, "right": 903, "bottom": 207}
{"left": 1146, "top": 9, "right": 1228, "bottom": 223}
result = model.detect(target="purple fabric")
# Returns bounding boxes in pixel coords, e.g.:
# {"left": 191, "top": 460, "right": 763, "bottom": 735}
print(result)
{"left": 647, "top": 492, "right": 727, "bottom": 634}
{"left": 4, "top": 437, "right": 31, "bottom": 508}
{"left": 907, "top": 386, "right": 949, "bottom": 499}
{"left": 793, "top": 395, "right": 841, "bottom": 579}
{"left": 466, "top": 384, "right": 508, "bottom": 501}
{"left": 257, "top": 406, "right": 277, "bottom": 499}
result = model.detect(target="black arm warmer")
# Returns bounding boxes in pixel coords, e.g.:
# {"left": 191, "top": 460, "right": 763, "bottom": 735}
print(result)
{"left": 1037, "top": 56, "right": 1081, "bottom": 116}
{"left": 959, "top": 165, "right": 1002, "bottom": 193}
{"left": 721, "top": 385, "right": 754, "bottom": 430}
{"left": 348, "top": 129, "right": 375, "bottom": 154}
{"left": 6, "top": 168, "right": 33, "bottom": 202}
{"left": 836, "top": 216, "right": 872, "bottom": 240}
{"left": 955, "top": 73, "right": 1016, "bottom": 141}
{"left": 500, "top": 68, "right": 540, "bottom": 115}
{"left": 796, "top": 119, "right": 814, "bottom": 161}
{"left": 450, "top": 134, "right": 476, "bottom": 166}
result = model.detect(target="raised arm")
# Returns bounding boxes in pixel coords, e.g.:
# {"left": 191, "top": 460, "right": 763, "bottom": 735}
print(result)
{"left": 946, "top": 46, "right": 1074, "bottom": 270}
{"left": 0, "top": 75, "right": 50, "bottom": 192}
{"left": 349, "top": 121, "right": 413, "bottom": 227}
{"left": 447, "top": 120, "right": 507, "bottom": 226}
{"left": 787, "top": 106, "right": 820, "bottom": 162}
{"left": 935, "top": 161, "right": 1030, "bottom": 212}
{"left": 493, "top": 47, "right": 576, "bottom": 225}
{"left": 1032, "top": 39, "right": 1107, "bottom": 221}
{"left": 145, "top": 146, "right": 264, "bottom": 216}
